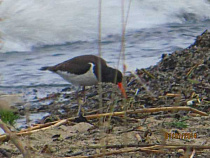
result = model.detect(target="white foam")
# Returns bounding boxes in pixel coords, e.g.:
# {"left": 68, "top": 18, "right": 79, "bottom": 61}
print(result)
{"left": 0, "top": 0, "right": 209, "bottom": 53}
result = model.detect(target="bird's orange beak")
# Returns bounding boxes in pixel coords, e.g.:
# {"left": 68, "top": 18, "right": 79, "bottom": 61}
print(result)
{"left": 118, "top": 82, "right": 127, "bottom": 98}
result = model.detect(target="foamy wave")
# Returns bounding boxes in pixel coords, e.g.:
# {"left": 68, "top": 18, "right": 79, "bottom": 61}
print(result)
{"left": 0, "top": 0, "right": 209, "bottom": 53}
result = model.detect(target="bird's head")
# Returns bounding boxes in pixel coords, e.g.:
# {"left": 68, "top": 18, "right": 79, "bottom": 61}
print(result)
{"left": 102, "top": 68, "right": 127, "bottom": 98}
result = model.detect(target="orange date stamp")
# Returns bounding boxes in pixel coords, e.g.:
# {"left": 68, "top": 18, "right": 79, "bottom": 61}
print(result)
{"left": 165, "top": 132, "right": 197, "bottom": 140}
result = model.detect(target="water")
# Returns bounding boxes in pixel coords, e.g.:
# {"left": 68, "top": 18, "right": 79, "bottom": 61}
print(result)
{"left": 0, "top": 0, "right": 210, "bottom": 89}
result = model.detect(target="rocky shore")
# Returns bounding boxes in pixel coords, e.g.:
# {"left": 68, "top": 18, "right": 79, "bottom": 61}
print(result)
{"left": 0, "top": 30, "right": 209, "bottom": 158}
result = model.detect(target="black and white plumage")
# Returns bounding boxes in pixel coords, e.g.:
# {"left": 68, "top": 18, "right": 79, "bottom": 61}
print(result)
{"left": 40, "top": 55, "right": 126, "bottom": 97}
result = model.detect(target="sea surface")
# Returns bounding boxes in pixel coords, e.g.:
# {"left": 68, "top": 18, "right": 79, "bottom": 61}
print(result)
{"left": 0, "top": 0, "right": 210, "bottom": 110}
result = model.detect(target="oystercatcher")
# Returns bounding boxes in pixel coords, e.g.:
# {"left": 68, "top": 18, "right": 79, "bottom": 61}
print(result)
{"left": 40, "top": 55, "right": 127, "bottom": 98}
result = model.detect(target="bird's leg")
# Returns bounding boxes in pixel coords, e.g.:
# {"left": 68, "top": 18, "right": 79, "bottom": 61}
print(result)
{"left": 77, "top": 86, "right": 86, "bottom": 117}
{"left": 82, "top": 86, "right": 86, "bottom": 103}
{"left": 76, "top": 86, "right": 82, "bottom": 116}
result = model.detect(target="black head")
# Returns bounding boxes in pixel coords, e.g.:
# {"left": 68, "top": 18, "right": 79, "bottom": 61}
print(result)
{"left": 101, "top": 67, "right": 126, "bottom": 98}
{"left": 101, "top": 67, "right": 123, "bottom": 84}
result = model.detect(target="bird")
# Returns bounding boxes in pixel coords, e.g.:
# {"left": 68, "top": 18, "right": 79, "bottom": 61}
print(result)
{"left": 40, "top": 55, "right": 127, "bottom": 98}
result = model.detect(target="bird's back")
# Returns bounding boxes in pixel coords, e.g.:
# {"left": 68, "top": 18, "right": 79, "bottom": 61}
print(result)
{"left": 41, "top": 55, "right": 107, "bottom": 75}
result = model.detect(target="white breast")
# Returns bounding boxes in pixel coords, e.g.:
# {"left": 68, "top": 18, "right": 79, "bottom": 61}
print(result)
{"left": 56, "top": 63, "right": 98, "bottom": 86}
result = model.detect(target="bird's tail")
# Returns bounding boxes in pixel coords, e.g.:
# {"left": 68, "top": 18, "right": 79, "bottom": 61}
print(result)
{"left": 39, "top": 66, "right": 51, "bottom": 71}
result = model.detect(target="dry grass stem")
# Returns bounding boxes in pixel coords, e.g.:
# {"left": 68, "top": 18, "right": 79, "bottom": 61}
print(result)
{"left": 65, "top": 147, "right": 164, "bottom": 158}
{"left": 0, "top": 119, "right": 30, "bottom": 158}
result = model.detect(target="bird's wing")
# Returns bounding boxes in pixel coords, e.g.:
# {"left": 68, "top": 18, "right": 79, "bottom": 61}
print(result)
{"left": 51, "top": 61, "right": 92, "bottom": 75}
